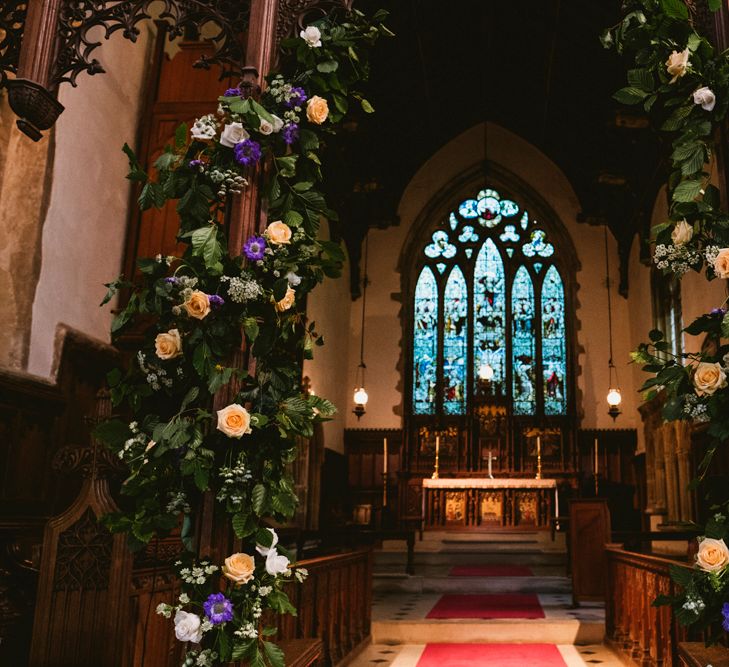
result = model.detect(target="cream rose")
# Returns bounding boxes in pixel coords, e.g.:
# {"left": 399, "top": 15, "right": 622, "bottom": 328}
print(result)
{"left": 300, "top": 25, "right": 322, "bottom": 48}
{"left": 275, "top": 286, "right": 296, "bottom": 312}
{"left": 183, "top": 290, "right": 211, "bottom": 320}
{"left": 693, "top": 362, "right": 728, "bottom": 396}
{"left": 713, "top": 248, "right": 729, "bottom": 279}
{"left": 666, "top": 48, "right": 690, "bottom": 83}
{"left": 174, "top": 610, "right": 203, "bottom": 643}
{"left": 154, "top": 328, "right": 182, "bottom": 360}
{"left": 220, "top": 122, "right": 250, "bottom": 148}
{"left": 306, "top": 96, "right": 329, "bottom": 125}
{"left": 266, "top": 221, "right": 292, "bottom": 245}
{"left": 259, "top": 118, "right": 274, "bottom": 135}
{"left": 671, "top": 220, "right": 693, "bottom": 246}
{"left": 265, "top": 549, "right": 290, "bottom": 576}
{"left": 693, "top": 86, "right": 716, "bottom": 112}
{"left": 216, "top": 403, "right": 252, "bottom": 438}
{"left": 223, "top": 552, "right": 255, "bottom": 585}
{"left": 696, "top": 537, "right": 729, "bottom": 572}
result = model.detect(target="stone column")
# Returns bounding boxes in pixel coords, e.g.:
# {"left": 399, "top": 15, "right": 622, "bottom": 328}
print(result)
{"left": 0, "top": 90, "right": 55, "bottom": 370}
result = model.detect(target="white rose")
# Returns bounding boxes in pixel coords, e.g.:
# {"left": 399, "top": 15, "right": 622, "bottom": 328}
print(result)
{"left": 713, "top": 248, "right": 729, "bottom": 279}
{"left": 220, "top": 122, "right": 250, "bottom": 148}
{"left": 154, "top": 329, "right": 182, "bottom": 360}
{"left": 259, "top": 118, "right": 274, "bottom": 135}
{"left": 216, "top": 403, "right": 252, "bottom": 438}
{"left": 666, "top": 48, "right": 690, "bottom": 83}
{"left": 256, "top": 527, "right": 279, "bottom": 556}
{"left": 671, "top": 220, "right": 693, "bottom": 246}
{"left": 265, "top": 549, "right": 290, "bottom": 575}
{"left": 286, "top": 271, "right": 301, "bottom": 286}
{"left": 693, "top": 362, "right": 727, "bottom": 396}
{"left": 271, "top": 114, "right": 284, "bottom": 133}
{"left": 693, "top": 86, "right": 716, "bottom": 112}
{"left": 174, "top": 610, "right": 203, "bottom": 643}
{"left": 696, "top": 537, "right": 729, "bottom": 572}
{"left": 300, "top": 25, "right": 322, "bottom": 48}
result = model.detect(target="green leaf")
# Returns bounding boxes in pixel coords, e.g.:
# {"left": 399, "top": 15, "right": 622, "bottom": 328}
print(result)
{"left": 94, "top": 419, "right": 130, "bottom": 448}
{"left": 243, "top": 316, "right": 260, "bottom": 343}
{"left": 175, "top": 122, "right": 188, "bottom": 148}
{"left": 276, "top": 156, "right": 298, "bottom": 178}
{"left": 360, "top": 98, "right": 375, "bottom": 113}
{"left": 139, "top": 182, "right": 166, "bottom": 210}
{"left": 193, "top": 341, "right": 212, "bottom": 378}
{"left": 252, "top": 483, "right": 268, "bottom": 515}
{"left": 660, "top": 0, "right": 689, "bottom": 19}
{"left": 273, "top": 278, "right": 289, "bottom": 301}
{"left": 250, "top": 99, "right": 275, "bottom": 124}
{"left": 180, "top": 386, "right": 199, "bottom": 413}
{"left": 626, "top": 68, "right": 654, "bottom": 92}
{"left": 263, "top": 641, "right": 286, "bottom": 667}
{"left": 673, "top": 179, "right": 703, "bottom": 202}
{"left": 122, "top": 143, "right": 147, "bottom": 182}
{"left": 613, "top": 86, "right": 648, "bottom": 105}
{"left": 191, "top": 225, "right": 223, "bottom": 272}
{"left": 709, "top": 0, "right": 722, "bottom": 10}
{"left": 283, "top": 210, "right": 304, "bottom": 227}
{"left": 232, "top": 512, "right": 248, "bottom": 539}
{"left": 649, "top": 329, "right": 664, "bottom": 342}
{"left": 721, "top": 313, "right": 729, "bottom": 338}
{"left": 317, "top": 60, "right": 339, "bottom": 73}
{"left": 299, "top": 129, "right": 319, "bottom": 151}
{"left": 194, "top": 465, "right": 209, "bottom": 491}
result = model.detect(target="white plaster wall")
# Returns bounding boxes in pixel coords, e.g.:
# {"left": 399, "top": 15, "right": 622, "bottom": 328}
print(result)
{"left": 344, "top": 122, "right": 641, "bottom": 431}
{"left": 303, "top": 241, "right": 353, "bottom": 453}
{"left": 27, "top": 30, "right": 153, "bottom": 376}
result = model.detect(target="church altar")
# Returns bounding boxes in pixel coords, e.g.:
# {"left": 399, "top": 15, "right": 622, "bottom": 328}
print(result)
{"left": 422, "top": 478, "right": 558, "bottom": 531}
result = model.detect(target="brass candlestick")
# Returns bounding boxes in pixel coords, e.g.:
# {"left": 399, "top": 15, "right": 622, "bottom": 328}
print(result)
{"left": 382, "top": 472, "right": 388, "bottom": 507}
{"left": 431, "top": 435, "right": 440, "bottom": 479}
{"left": 535, "top": 435, "right": 542, "bottom": 480}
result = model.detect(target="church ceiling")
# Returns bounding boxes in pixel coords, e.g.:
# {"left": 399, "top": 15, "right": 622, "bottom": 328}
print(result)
{"left": 330, "top": 0, "right": 665, "bottom": 296}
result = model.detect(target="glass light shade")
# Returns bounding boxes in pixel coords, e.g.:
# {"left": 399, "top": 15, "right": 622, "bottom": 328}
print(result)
{"left": 353, "top": 386, "right": 369, "bottom": 406}
{"left": 478, "top": 362, "right": 495, "bottom": 381}
{"left": 606, "top": 387, "right": 622, "bottom": 407}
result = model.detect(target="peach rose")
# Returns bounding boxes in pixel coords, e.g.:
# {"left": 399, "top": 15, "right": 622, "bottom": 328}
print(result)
{"left": 216, "top": 403, "right": 252, "bottom": 438}
{"left": 693, "top": 362, "right": 727, "bottom": 396}
{"left": 666, "top": 48, "right": 690, "bottom": 83}
{"left": 275, "top": 286, "right": 296, "bottom": 312}
{"left": 696, "top": 537, "right": 729, "bottom": 572}
{"left": 154, "top": 329, "right": 182, "bottom": 360}
{"left": 306, "top": 96, "right": 329, "bottom": 124}
{"left": 183, "top": 290, "right": 211, "bottom": 320}
{"left": 671, "top": 220, "right": 693, "bottom": 246}
{"left": 222, "top": 552, "right": 255, "bottom": 586}
{"left": 713, "top": 248, "right": 729, "bottom": 279}
{"left": 266, "top": 221, "right": 292, "bottom": 245}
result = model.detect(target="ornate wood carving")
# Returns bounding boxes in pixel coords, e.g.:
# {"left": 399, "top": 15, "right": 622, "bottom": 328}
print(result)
{"left": 0, "top": 1, "right": 27, "bottom": 85}
{"left": 275, "top": 0, "right": 353, "bottom": 43}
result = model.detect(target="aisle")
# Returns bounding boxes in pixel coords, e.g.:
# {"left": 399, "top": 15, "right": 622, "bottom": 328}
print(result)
{"left": 346, "top": 531, "right": 628, "bottom": 666}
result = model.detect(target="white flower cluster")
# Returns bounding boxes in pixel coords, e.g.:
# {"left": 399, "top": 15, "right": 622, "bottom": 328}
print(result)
{"left": 155, "top": 254, "right": 174, "bottom": 265}
{"left": 179, "top": 561, "right": 219, "bottom": 585}
{"left": 294, "top": 567, "right": 309, "bottom": 583}
{"left": 191, "top": 114, "right": 217, "bottom": 141}
{"left": 182, "top": 649, "right": 218, "bottom": 667}
{"left": 682, "top": 594, "right": 706, "bottom": 616}
{"left": 221, "top": 274, "right": 263, "bottom": 303}
{"left": 654, "top": 243, "right": 701, "bottom": 275}
{"left": 682, "top": 394, "right": 710, "bottom": 423}
{"left": 705, "top": 245, "right": 722, "bottom": 266}
{"left": 166, "top": 491, "right": 191, "bottom": 514}
{"left": 234, "top": 622, "right": 258, "bottom": 639}
{"left": 269, "top": 76, "right": 303, "bottom": 125}
{"left": 118, "top": 422, "right": 152, "bottom": 462}
{"left": 137, "top": 351, "right": 174, "bottom": 391}
{"left": 216, "top": 456, "right": 253, "bottom": 510}
{"left": 209, "top": 168, "right": 248, "bottom": 198}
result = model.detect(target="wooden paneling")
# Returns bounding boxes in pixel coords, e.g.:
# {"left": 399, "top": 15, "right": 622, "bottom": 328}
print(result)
{"left": 606, "top": 547, "right": 693, "bottom": 667}
{"left": 569, "top": 499, "right": 611, "bottom": 603}
{"left": 679, "top": 642, "right": 729, "bottom": 667}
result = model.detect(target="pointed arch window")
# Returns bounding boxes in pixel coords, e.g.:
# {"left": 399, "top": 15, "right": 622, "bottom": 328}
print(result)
{"left": 410, "top": 187, "right": 570, "bottom": 417}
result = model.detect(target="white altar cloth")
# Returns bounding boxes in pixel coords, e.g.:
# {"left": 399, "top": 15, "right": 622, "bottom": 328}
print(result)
{"left": 422, "top": 478, "right": 556, "bottom": 489}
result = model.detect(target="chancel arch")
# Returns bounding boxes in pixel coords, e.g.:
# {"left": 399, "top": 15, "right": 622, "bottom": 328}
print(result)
{"left": 402, "top": 173, "right": 579, "bottom": 478}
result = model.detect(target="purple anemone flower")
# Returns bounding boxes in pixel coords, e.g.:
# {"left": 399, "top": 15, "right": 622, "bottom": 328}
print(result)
{"left": 164, "top": 277, "right": 179, "bottom": 285}
{"left": 188, "top": 159, "right": 204, "bottom": 170}
{"left": 243, "top": 236, "right": 267, "bottom": 261}
{"left": 285, "top": 86, "right": 307, "bottom": 109}
{"left": 723, "top": 602, "right": 729, "bottom": 631}
{"left": 282, "top": 123, "right": 299, "bottom": 146}
{"left": 234, "top": 139, "right": 262, "bottom": 167}
{"left": 208, "top": 294, "right": 225, "bottom": 309}
{"left": 203, "top": 593, "right": 234, "bottom": 625}
{"left": 223, "top": 87, "right": 241, "bottom": 97}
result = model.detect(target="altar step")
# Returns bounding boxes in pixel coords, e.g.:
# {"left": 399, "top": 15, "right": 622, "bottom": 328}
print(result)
{"left": 375, "top": 550, "right": 567, "bottom": 568}
{"left": 373, "top": 572, "right": 571, "bottom": 594}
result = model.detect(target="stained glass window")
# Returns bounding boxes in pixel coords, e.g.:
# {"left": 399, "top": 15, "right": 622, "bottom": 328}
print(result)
{"left": 443, "top": 266, "right": 468, "bottom": 414}
{"left": 511, "top": 266, "right": 537, "bottom": 415}
{"left": 474, "top": 239, "right": 506, "bottom": 395}
{"left": 542, "top": 266, "right": 567, "bottom": 415}
{"left": 413, "top": 267, "right": 438, "bottom": 414}
{"left": 411, "top": 186, "right": 569, "bottom": 417}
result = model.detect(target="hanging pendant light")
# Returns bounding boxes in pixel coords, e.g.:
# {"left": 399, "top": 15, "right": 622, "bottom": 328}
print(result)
{"left": 604, "top": 226, "right": 622, "bottom": 420}
{"left": 353, "top": 232, "right": 370, "bottom": 419}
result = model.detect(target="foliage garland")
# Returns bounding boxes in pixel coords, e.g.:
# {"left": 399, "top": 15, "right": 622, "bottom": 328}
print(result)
{"left": 97, "top": 9, "right": 392, "bottom": 666}
{"left": 605, "top": 0, "right": 729, "bottom": 639}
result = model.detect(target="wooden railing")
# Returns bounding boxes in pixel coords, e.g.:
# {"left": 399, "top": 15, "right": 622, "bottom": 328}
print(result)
{"left": 606, "top": 546, "right": 691, "bottom": 667}
{"left": 277, "top": 548, "right": 373, "bottom": 666}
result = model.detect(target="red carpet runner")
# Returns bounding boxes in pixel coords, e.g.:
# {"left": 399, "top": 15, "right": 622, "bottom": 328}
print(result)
{"left": 449, "top": 565, "right": 533, "bottom": 577}
{"left": 426, "top": 593, "right": 545, "bottom": 619}
{"left": 416, "top": 643, "right": 567, "bottom": 666}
